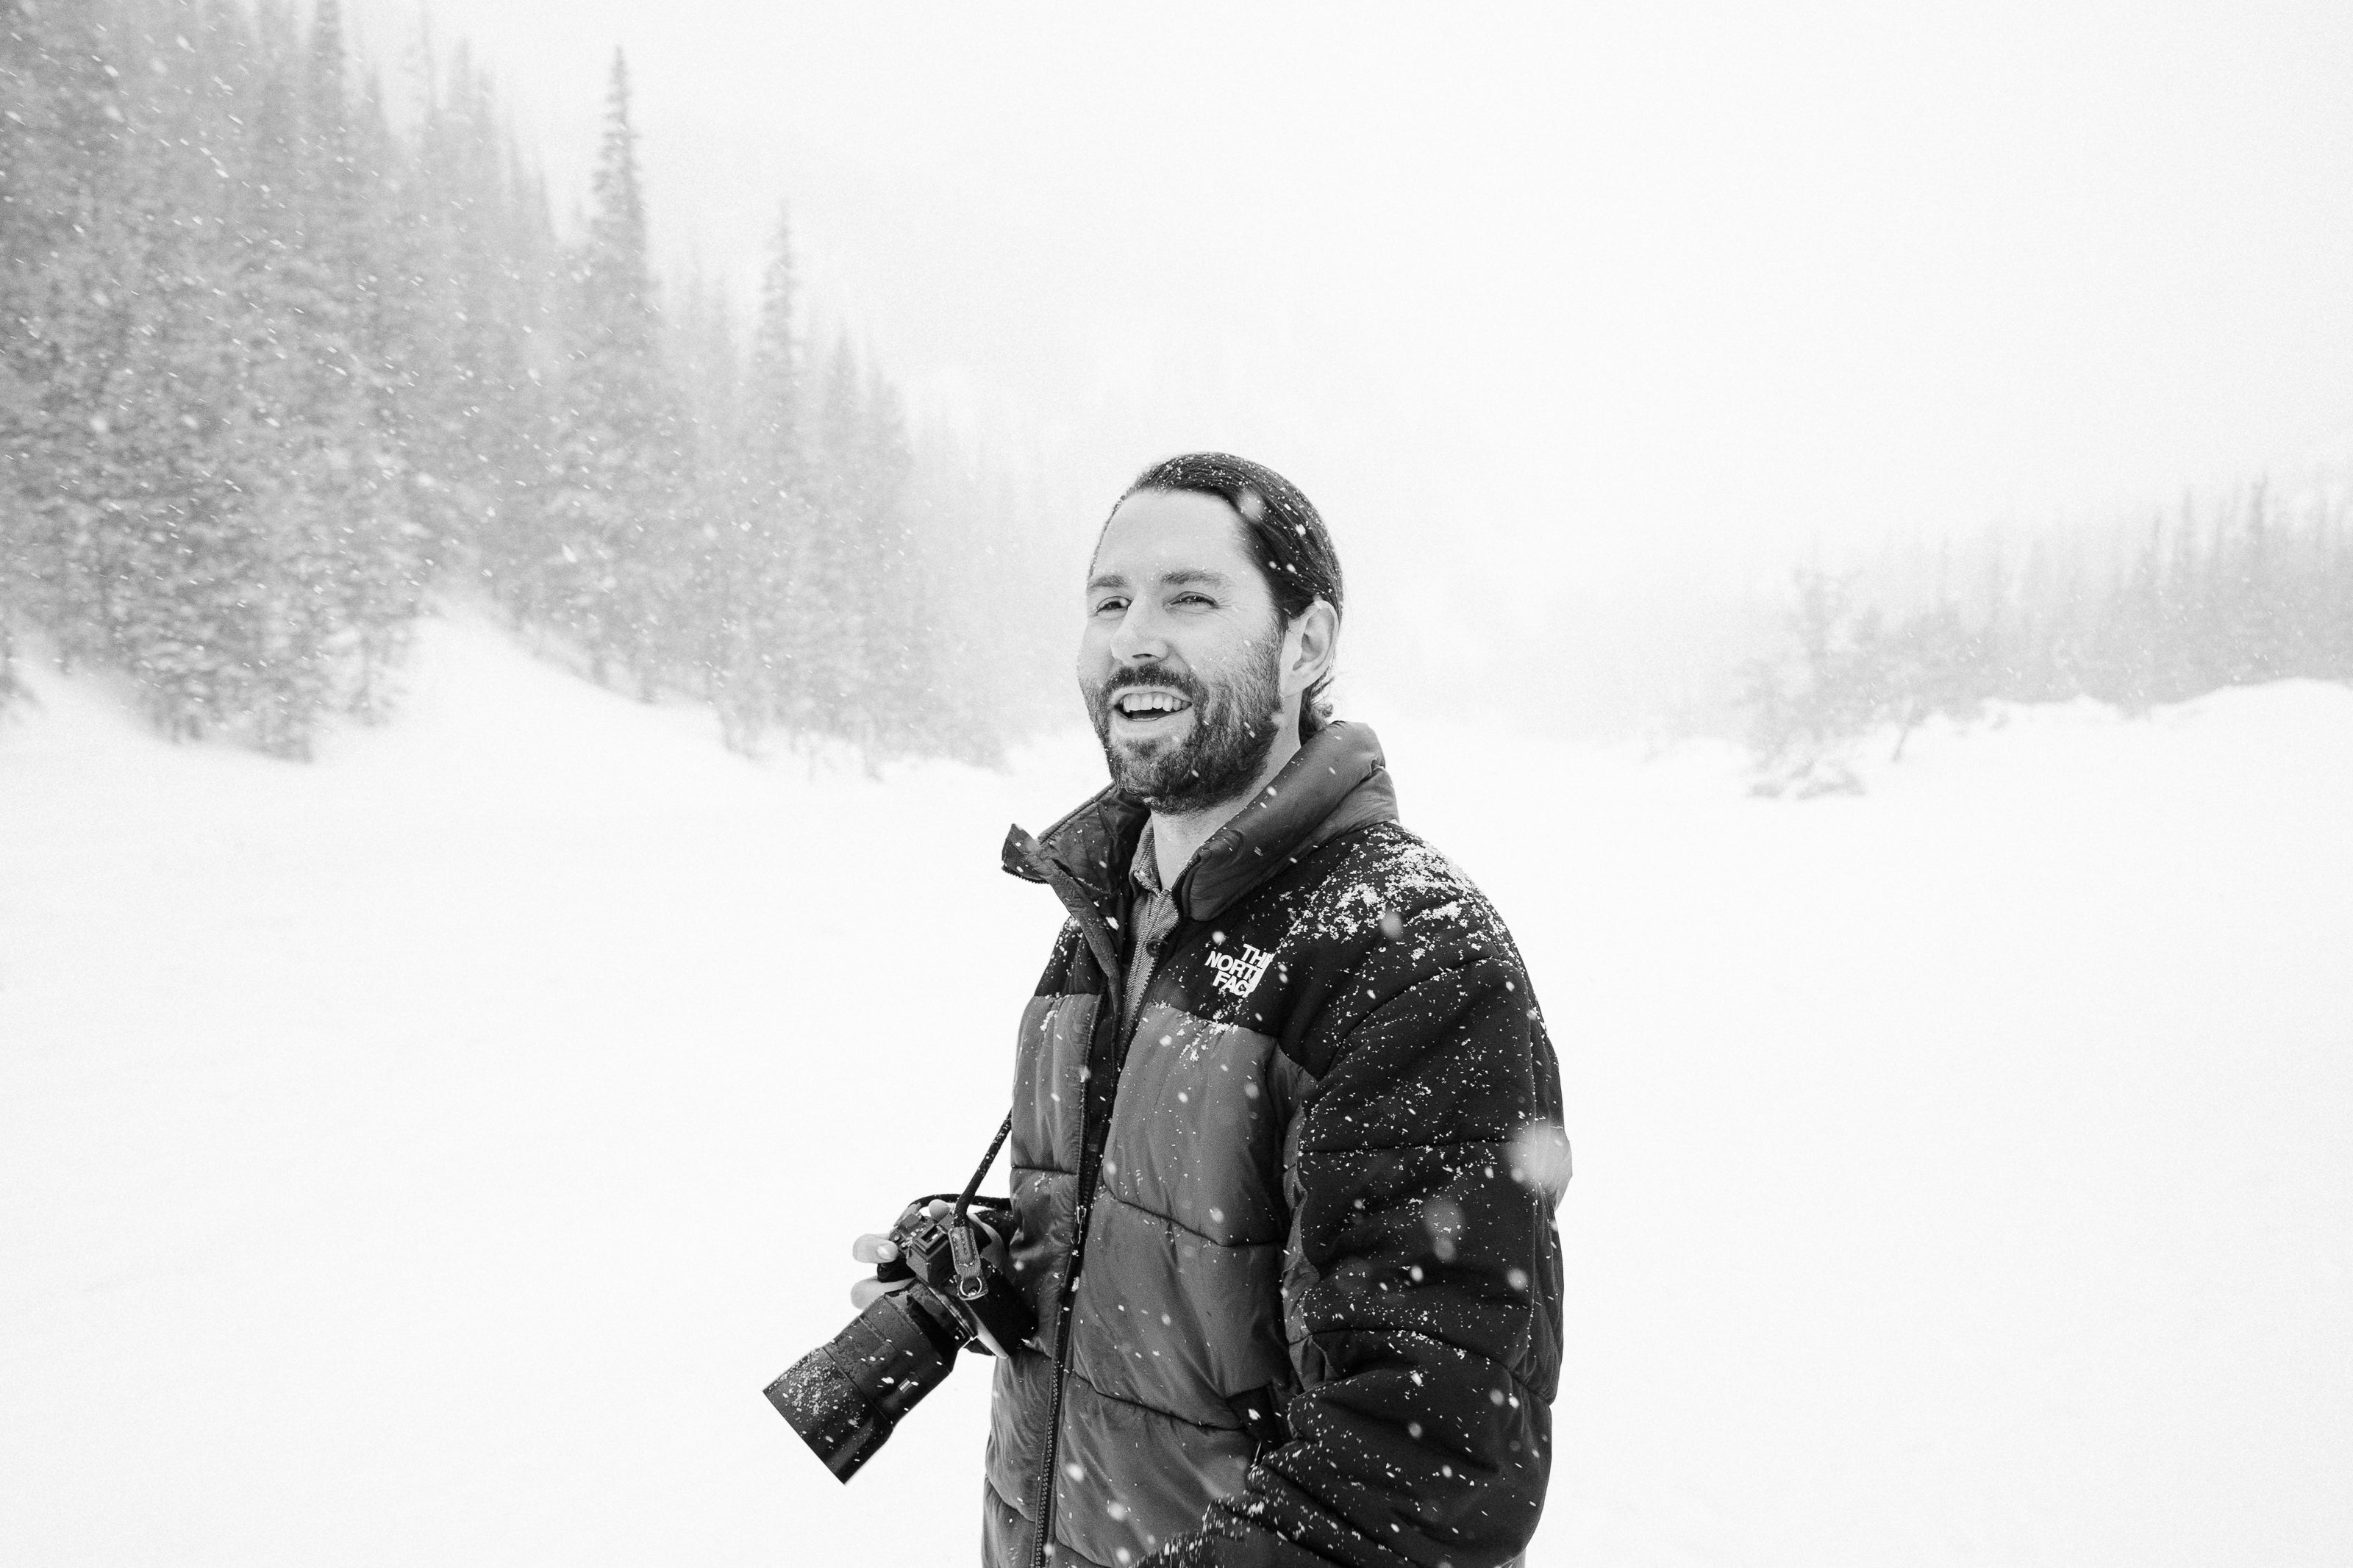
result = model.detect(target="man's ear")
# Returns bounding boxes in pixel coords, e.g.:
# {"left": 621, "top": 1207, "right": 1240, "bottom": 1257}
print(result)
{"left": 1283, "top": 599, "right": 1340, "bottom": 698}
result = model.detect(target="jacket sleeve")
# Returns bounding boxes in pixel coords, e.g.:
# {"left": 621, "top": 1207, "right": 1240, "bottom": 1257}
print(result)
{"left": 1146, "top": 906, "right": 1568, "bottom": 1568}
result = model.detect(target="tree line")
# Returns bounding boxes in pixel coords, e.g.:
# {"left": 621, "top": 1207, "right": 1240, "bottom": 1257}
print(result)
{"left": 1740, "top": 485, "right": 2353, "bottom": 795}
{"left": 1, "top": 0, "right": 1060, "bottom": 761}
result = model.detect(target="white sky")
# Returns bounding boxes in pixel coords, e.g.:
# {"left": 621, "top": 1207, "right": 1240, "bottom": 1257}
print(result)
{"left": 355, "top": 0, "right": 2353, "bottom": 717}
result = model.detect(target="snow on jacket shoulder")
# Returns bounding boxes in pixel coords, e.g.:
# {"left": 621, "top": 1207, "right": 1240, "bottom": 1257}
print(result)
{"left": 986, "top": 722, "right": 1565, "bottom": 1568}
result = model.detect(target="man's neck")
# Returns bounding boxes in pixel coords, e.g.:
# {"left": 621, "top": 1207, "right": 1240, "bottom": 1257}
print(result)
{"left": 1149, "top": 724, "right": 1303, "bottom": 888}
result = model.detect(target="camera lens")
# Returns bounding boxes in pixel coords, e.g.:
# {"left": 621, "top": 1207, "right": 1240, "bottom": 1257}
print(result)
{"left": 767, "top": 1289, "right": 963, "bottom": 1481}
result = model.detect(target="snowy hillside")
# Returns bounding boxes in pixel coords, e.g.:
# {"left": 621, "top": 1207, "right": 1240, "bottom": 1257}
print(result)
{"left": 4, "top": 609, "right": 2349, "bottom": 1567}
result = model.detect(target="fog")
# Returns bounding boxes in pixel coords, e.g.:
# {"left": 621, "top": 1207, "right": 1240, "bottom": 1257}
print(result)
{"left": 352, "top": 0, "right": 2353, "bottom": 725}
{"left": 9, "top": 7, "right": 2353, "bottom": 1564}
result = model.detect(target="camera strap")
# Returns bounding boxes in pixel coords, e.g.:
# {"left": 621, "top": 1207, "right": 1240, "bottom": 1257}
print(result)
{"left": 949, "top": 1111, "right": 1018, "bottom": 1302}
{"left": 954, "top": 1111, "right": 1015, "bottom": 1224}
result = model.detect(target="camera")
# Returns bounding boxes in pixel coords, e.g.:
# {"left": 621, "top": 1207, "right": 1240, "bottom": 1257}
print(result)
{"left": 765, "top": 1192, "right": 1035, "bottom": 1481}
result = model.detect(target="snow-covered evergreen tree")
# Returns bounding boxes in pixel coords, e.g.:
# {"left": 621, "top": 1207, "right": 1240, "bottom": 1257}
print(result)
{"left": 724, "top": 207, "right": 824, "bottom": 749}
{"left": 1, "top": 0, "right": 1060, "bottom": 760}
{"left": 535, "top": 49, "right": 685, "bottom": 694}
{"left": 800, "top": 330, "right": 869, "bottom": 742}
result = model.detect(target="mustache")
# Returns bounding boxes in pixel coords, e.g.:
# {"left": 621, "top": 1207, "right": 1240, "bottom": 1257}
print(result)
{"left": 1094, "top": 670, "right": 1204, "bottom": 704}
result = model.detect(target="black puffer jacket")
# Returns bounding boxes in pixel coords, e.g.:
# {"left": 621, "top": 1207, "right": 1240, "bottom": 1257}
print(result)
{"left": 985, "top": 721, "right": 1565, "bottom": 1568}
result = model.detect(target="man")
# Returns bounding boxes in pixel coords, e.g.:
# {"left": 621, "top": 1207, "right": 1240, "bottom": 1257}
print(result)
{"left": 859, "top": 453, "right": 1566, "bottom": 1567}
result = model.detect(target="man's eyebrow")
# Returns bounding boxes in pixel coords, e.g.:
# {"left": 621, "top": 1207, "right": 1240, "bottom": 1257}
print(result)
{"left": 1087, "top": 568, "right": 1235, "bottom": 593}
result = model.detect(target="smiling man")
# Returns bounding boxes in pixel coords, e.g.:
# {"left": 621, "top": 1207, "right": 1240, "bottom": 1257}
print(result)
{"left": 868, "top": 452, "right": 1567, "bottom": 1567}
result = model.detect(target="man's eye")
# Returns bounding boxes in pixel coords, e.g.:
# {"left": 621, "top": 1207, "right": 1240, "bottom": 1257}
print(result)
{"left": 1092, "top": 597, "right": 1129, "bottom": 615}
{"left": 1172, "top": 593, "right": 1215, "bottom": 608}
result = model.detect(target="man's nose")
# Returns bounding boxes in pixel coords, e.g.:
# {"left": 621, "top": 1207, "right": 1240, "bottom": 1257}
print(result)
{"left": 1107, "top": 600, "right": 1171, "bottom": 663}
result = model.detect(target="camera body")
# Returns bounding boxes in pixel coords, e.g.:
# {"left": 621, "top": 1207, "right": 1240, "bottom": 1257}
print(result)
{"left": 874, "top": 1195, "right": 1034, "bottom": 1358}
{"left": 765, "top": 1194, "right": 1036, "bottom": 1482}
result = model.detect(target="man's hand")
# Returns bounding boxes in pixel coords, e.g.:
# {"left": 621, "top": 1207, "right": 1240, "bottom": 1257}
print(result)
{"left": 849, "top": 1232, "right": 907, "bottom": 1310}
{"left": 849, "top": 1198, "right": 954, "bottom": 1309}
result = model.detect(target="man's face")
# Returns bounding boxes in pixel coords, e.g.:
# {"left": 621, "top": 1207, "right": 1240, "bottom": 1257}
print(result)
{"left": 1079, "top": 489, "right": 1288, "bottom": 813}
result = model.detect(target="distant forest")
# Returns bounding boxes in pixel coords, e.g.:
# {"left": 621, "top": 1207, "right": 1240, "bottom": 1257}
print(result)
{"left": 1741, "top": 484, "right": 2353, "bottom": 795}
{"left": 0, "top": 0, "right": 1060, "bottom": 761}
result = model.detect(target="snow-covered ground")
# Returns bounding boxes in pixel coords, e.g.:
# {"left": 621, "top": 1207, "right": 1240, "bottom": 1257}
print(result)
{"left": 4, "top": 609, "right": 2349, "bottom": 1567}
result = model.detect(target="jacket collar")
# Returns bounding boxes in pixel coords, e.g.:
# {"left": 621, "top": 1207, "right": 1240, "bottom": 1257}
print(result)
{"left": 1002, "top": 720, "right": 1400, "bottom": 924}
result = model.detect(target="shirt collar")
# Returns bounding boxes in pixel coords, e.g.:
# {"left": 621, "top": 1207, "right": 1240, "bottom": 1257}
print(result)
{"left": 1129, "top": 819, "right": 1165, "bottom": 898}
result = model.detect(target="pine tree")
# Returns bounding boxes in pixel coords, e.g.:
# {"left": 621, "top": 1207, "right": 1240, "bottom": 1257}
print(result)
{"left": 728, "top": 207, "right": 822, "bottom": 746}
{"left": 671, "top": 267, "right": 747, "bottom": 725}
{"left": 801, "top": 330, "right": 869, "bottom": 742}
{"left": 857, "top": 362, "right": 924, "bottom": 750}
{"left": 746, "top": 205, "right": 804, "bottom": 492}
{"left": 3, "top": 4, "right": 1054, "bottom": 763}
{"left": 301, "top": 0, "right": 426, "bottom": 726}
{"left": 537, "top": 49, "right": 682, "bottom": 692}
{"left": 1, "top": 0, "right": 129, "bottom": 681}
{"left": 396, "top": 40, "right": 557, "bottom": 613}
{"left": 207, "top": 7, "right": 348, "bottom": 754}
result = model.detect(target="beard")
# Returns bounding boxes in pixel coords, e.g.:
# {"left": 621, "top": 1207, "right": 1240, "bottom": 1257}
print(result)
{"left": 1084, "top": 640, "right": 1285, "bottom": 815}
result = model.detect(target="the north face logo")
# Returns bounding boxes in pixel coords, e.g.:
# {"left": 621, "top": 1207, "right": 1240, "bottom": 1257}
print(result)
{"left": 1204, "top": 941, "right": 1274, "bottom": 1000}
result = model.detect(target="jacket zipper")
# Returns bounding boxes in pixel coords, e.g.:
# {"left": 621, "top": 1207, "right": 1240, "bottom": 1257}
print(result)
{"left": 1026, "top": 878, "right": 1217, "bottom": 1567}
{"left": 1028, "top": 876, "right": 1131, "bottom": 1568}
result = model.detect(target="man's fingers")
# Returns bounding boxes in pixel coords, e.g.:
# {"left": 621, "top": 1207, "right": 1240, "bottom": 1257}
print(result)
{"left": 850, "top": 1229, "right": 910, "bottom": 1311}
{"left": 849, "top": 1276, "right": 910, "bottom": 1311}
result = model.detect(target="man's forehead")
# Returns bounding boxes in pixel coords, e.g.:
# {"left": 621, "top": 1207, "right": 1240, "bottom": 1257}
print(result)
{"left": 1090, "top": 490, "right": 1258, "bottom": 581}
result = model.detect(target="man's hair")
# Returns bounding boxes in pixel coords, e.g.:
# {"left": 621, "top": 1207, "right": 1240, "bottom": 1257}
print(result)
{"left": 1120, "top": 452, "right": 1344, "bottom": 738}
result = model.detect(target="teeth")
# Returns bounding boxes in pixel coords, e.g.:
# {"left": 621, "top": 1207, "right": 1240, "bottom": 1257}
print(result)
{"left": 1116, "top": 690, "right": 1189, "bottom": 716}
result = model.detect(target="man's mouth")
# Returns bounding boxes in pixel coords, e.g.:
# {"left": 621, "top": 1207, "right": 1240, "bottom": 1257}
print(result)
{"left": 1111, "top": 687, "right": 1194, "bottom": 726}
